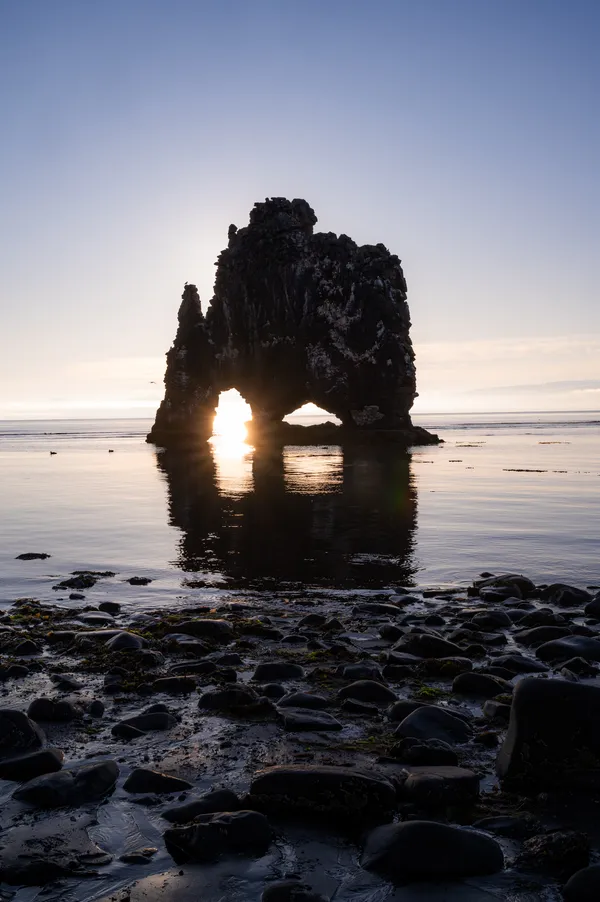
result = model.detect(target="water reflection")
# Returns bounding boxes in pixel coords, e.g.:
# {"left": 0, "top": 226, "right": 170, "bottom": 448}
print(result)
{"left": 156, "top": 444, "right": 418, "bottom": 588}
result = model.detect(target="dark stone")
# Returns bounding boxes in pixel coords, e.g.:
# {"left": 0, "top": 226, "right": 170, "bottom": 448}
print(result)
{"left": 198, "top": 686, "right": 265, "bottom": 711}
{"left": 0, "top": 708, "right": 45, "bottom": 758}
{"left": 15, "top": 552, "right": 51, "bottom": 560}
{"left": 278, "top": 692, "right": 328, "bottom": 709}
{"left": 387, "top": 699, "right": 427, "bottom": 722}
{"left": 470, "top": 609, "right": 512, "bottom": 630}
{"left": 389, "top": 737, "right": 458, "bottom": 766}
{"left": 124, "top": 768, "right": 193, "bottom": 794}
{"left": 147, "top": 199, "right": 438, "bottom": 448}
{"left": 163, "top": 788, "right": 241, "bottom": 823}
{"left": 339, "top": 661, "right": 383, "bottom": 681}
{"left": 164, "top": 810, "right": 272, "bottom": 863}
{"left": 105, "top": 631, "right": 146, "bottom": 650}
{"left": 248, "top": 764, "right": 396, "bottom": 824}
{"left": 53, "top": 574, "right": 97, "bottom": 590}
{"left": 563, "top": 864, "right": 600, "bottom": 901}
{"left": 395, "top": 706, "right": 472, "bottom": 744}
{"left": 514, "top": 625, "right": 573, "bottom": 647}
{"left": 176, "top": 619, "right": 233, "bottom": 642}
{"left": 99, "top": 600, "right": 121, "bottom": 613}
{"left": 492, "top": 654, "right": 549, "bottom": 674}
{"left": 14, "top": 639, "right": 41, "bottom": 655}
{"left": 540, "top": 584, "right": 592, "bottom": 607}
{"left": 398, "top": 765, "right": 480, "bottom": 807}
{"left": 515, "top": 830, "right": 589, "bottom": 879}
{"left": 252, "top": 662, "right": 305, "bottom": 682}
{"left": 152, "top": 676, "right": 197, "bottom": 694}
{"left": 337, "top": 679, "right": 396, "bottom": 704}
{"left": 394, "top": 633, "right": 464, "bottom": 659}
{"left": 474, "top": 574, "right": 535, "bottom": 597}
{"left": 536, "top": 636, "right": 600, "bottom": 663}
{"left": 277, "top": 707, "right": 342, "bottom": 731}
{"left": 361, "top": 820, "right": 503, "bottom": 882}
{"left": 0, "top": 747, "right": 64, "bottom": 781}
{"left": 28, "top": 697, "right": 82, "bottom": 722}
{"left": 127, "top": 576, "right": 152, "bottom": 585}
{"left": 452, "top": 671, "right": 512, "bottom": 698}
{"left": 497, "top": 678, "right": 600, "bottom": 790}
{"left": 260, "top": 683, "right": 286, "bottom": 699}
{"left": 341, "top": 698, "right": 379, "bottom": 715}
{"left": 114, "top": 712, "right": 177, "bottom": 734}
{"left": 13, "top": 759, "right": 119, "bottom": 807}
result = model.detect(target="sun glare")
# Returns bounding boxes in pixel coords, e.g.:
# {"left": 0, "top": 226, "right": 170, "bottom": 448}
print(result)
{"left": 209, "top": 389, "right": 253, "bottom": 458}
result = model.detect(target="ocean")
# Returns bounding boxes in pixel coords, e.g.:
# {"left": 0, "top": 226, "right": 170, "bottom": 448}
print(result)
{"left": 0, "top": 412, "right": 598, "bottom": 610}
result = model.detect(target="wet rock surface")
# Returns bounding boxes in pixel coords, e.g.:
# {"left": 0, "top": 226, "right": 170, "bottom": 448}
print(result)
{"left": 0, "top": 573, "right": 599, "bottom": 900}
{"left": 148, "top": 198, "right": 438, "bottom": 448}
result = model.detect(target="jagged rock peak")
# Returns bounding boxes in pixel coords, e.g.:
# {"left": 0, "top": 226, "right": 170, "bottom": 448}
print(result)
{"left": 148, "top": 198, "right": 438, "bottom": 448}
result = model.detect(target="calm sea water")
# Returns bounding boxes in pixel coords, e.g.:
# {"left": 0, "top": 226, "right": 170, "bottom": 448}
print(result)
{"left": 0, "top": 412, "right": 598, "bottom": 609}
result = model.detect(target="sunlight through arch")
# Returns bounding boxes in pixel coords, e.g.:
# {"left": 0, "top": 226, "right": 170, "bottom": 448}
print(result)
{"left": 209, "top": 389, "right": 253, "bottom": 458}
{"left": 284, "top": 403, "right": 342, "bottom": 425}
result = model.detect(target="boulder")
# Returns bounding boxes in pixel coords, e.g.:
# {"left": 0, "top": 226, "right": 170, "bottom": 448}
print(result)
{"left": 248, "top": 764, "right": 396, "bottom": 824}
{"left": 0, "top": 708, "right": 45, "bottom": 758}
{"left": 177, "top": 619, "right": 233, "bottom": 642}
{"left": 0, "top": 747, "right": 64, "bottom": 782}
{"left": 361, "top": 820, "right": 504, "bottom": 881}
{"left": 397, "top": 765, "right": 480, "bottom": 807}
{"left": 536, "top": 636, "right": 600, "bottom": 663}
{"left": 337, "top": 679, "right": 396, "bottom": 704}
{"left": 123, "top": 768, "right": 193, "bottom": 793}
{"left": 497, "top": 678, "right": 600, "bottom": 790}
{"left": 277, "top": 708, "right": 342, "bottom": 731}
{"left": 395, "top": 706, "right": 472, "bottom": 744}
{"left": 163, "top": 789, "right": 241, "bottom": 824}
{"left": 452, "top": 671, "right": 512, "bottom": 698}
{"left": 252, "top": 662, "right": 305, "bottom": 681}
{"left": 164, "top": 810, "right": 272, "bottom": 863}
{"left": 393, "top": 633, "right": 464, "bottom": 659}
{"left": 563, "top": 864, "right": 600, "bottom": 901}
{"left": 13, "top": 760, "right": 119, "bottom": 807}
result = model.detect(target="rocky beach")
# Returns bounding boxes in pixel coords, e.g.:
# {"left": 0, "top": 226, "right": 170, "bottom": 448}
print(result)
{"left": 2, "top": 564, "right": 600, "bottom": 901}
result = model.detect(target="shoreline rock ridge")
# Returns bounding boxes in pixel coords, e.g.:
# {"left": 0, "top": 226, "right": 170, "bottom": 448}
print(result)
{"left": 147, "top": 197, "right": 438, "bottom": 447}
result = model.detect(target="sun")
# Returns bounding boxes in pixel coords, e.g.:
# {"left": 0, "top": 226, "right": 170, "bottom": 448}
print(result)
{"left": 208, "top": 389, "right": 253, "bottom": 457}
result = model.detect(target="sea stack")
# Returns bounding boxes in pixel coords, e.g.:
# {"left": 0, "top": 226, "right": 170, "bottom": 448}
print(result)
{"left": 148, "top": 198, "right": 438, "bottom": 447}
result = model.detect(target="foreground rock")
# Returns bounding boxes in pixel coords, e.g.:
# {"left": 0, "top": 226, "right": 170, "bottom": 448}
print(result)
{"left": 13, "top": 760, "right": 119, "bottom": 807}
{"left": 0, "top": 708, "right": 45, "bottom": 757}
{"left": 361, "top": 820, "right": 504, "bottom": 882}
{"left": 248, "top": 765, "right": 396, "bottom": 825}
{"left": 164, "top": 810, "right": 272, "bottom": 863}
{"left": 497, "top": 678, "right": 600, "bottom": 790}
{"left": 563, "top": 864, "right": 600, "bottom": 901}
{"left": 0, "top": 747, "right": 63, "bottom": 781}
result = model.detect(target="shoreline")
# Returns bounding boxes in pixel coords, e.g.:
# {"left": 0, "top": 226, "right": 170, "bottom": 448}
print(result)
{"left": 1, "top": 564, "right": 600, "bottom": 900}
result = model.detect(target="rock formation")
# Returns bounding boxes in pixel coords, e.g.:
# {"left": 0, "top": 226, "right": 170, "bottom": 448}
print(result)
{"left": 148, "top": 198, "right": 437, "bottom": 446}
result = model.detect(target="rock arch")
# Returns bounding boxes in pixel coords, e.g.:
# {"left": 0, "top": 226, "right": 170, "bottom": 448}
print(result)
{"left": 148, "top": 198, "right": 438, "bottom": 447}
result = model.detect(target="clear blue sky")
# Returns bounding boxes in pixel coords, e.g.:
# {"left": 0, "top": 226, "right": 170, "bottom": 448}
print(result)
{"left": 1, "top": 0, "right": 598, "bottom": 416}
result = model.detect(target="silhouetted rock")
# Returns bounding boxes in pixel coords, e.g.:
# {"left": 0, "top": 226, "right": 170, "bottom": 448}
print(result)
{"left": 148, "top": 198, "right": 438, "bottom": 447}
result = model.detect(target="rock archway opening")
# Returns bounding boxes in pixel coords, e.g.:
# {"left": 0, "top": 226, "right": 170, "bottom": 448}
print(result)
{"left": 209, "top": 389, "right": 252, "bottom": 455}
{"left": 284, "top": 403, "right": 342, "bottom": 427}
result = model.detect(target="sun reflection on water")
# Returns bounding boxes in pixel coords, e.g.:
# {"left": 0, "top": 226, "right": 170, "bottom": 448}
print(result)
{"left": 208, "top": 390, "right": 254, "bottom": 494}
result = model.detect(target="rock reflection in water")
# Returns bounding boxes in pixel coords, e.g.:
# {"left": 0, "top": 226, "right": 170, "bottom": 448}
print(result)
{"left": 155, "top": 444, "right": 417, "bottom": 587}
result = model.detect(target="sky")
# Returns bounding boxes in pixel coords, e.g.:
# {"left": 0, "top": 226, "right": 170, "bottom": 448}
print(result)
{"left": 0, "top": 0, "right": 598, "bottom": 418}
